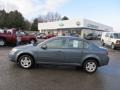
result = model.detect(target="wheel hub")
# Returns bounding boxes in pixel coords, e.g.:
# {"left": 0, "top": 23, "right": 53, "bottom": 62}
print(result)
{"left": 0, "top": 40, "right": 4, "bottom": 46}
{"left": 86, "top": 62, "right": 96, "bottom": 72}
{"left": 20, "top": 57, "right": 31, "bottom": 68}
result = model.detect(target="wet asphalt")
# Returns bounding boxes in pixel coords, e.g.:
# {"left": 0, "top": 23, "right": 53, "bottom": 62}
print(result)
{"left": 0, "top": 40, "right": 120, "bottom": 90}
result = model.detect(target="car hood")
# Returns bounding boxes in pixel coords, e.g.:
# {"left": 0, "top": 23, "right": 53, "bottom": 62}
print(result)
{"left": 114, "top": 39, "right": 120, "bottom": 40}
{"left": 15, "top": 44, "right": 35, "bottom": 50}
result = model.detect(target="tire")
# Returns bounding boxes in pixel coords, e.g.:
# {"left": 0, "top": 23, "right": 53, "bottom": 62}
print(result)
{"left": 0, "top": 39, "right": 5, "bottom": 46}
{"left": 18, "top": 55, "right": 34, "bottom": 69}
{"left": 111, "top": 43, "right": 115, "bottom": 49}
{"left": 83, "top": 59, "right": 98, "bottom": 73}
{"left": 101, "top": 40, "right": 105, "bottom": 46}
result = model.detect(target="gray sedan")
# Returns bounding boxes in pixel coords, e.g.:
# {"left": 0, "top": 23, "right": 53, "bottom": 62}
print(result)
{"left": 9, "top": 36, "right": 109, "bottom": 73}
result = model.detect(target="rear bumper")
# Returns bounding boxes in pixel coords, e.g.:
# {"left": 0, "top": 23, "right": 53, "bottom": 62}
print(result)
{"left": 99, "top": 56, "right": 109, "bottom": 66}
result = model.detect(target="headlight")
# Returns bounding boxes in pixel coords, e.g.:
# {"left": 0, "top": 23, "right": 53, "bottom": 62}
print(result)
{"left": 10, "top": 48, "right": 18, "bottom": 54}
{"left": 12, "top": 48, "right": 17, "bottom": 52}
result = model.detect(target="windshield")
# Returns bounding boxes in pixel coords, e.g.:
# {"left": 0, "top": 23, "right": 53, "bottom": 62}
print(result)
{"left": 113, "top": 33, "right": 120, "bottom": 39}
{"left": 37, "top": 38, "right": 51, "bottom": 46}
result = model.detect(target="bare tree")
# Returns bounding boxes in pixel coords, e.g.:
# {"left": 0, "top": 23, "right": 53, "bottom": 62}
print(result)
{"left": 38, "top": 12, "right": 61, "bottom": 23}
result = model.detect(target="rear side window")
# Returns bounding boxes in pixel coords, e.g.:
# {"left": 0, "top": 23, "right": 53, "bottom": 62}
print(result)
{"left": 83, "top": 41, "right": 89, "bottom": 49}
{"left": 67, "top": 39, "right": 83, "bottom": 48}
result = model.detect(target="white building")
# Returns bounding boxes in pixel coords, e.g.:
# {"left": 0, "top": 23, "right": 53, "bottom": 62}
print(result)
{"left": 38, "top": 19, "right": 113, "bottom": 38}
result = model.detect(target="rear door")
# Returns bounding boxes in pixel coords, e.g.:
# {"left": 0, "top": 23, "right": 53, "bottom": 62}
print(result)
{"left": 63, "top": 38, "right": 84, "bottom": 64}
{"left": 20, "top": 32, "right": 30, "bottom": 42}
{"left": 108, "top": 33, "right": 113, "bottom": 45}
{"left": 104, "top": 33, "right": 110, "bottom": 45}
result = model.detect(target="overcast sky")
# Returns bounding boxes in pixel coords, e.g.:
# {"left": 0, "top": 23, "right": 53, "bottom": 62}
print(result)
{"left": 0, "top": 0, "right": 120, "bottom": 31}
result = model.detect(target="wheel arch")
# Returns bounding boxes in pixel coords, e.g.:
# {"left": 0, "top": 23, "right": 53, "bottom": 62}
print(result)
{"left": 0, "top": 36, "right": 6, "bottom": 45}
{"left": 17, "top": 53, "right": 35, "bottom": 63}
{"left": 0, "top": 36, "right": 6, "bottom": 40}
{"left": 82, "top": 57, "right": 100, "bottom": 67}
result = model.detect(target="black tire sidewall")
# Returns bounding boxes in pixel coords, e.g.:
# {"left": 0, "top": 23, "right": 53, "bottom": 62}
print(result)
{"left": 19, "top": 55, "right": 34, "bottom": 69}
{"left": 101, "top": 40, "right": 105, "bottom": 46}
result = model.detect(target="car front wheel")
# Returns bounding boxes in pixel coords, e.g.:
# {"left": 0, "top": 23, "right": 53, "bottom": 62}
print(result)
{"left": 18, "top": 55, "right": 34, "bottom": 69}
{"left": 83, "top": 60, "right": 97, "bottom": 73}
{"left": 101, "top": 40, "right": 105, "bottom": 46}
{"left": 0, "top": 39, "right": 5, "bottom": 46}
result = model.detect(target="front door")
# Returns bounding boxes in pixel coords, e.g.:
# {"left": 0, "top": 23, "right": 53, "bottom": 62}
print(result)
{"left": 37, "top": 38, "right": 67, "bottom": 63}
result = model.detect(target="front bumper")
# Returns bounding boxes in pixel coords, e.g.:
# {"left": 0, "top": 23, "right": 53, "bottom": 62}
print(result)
{"left": 115, "top": 44, "right": 120, "bottom": 48}
{"left": 8, "top": 52, "right": 17, "bottom": 63}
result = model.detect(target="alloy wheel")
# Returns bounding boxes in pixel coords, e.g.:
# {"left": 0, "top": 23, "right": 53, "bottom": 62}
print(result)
{"left": 19, "top": 55, "right": 33, "bottom": 69}
{"left": 0, "top": 39, "right": 5, "bottom": 46}
{"left": 84, "top": 60, "right": 97, "bottom": 73}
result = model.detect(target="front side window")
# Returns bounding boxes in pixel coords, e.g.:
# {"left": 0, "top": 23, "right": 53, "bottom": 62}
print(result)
{"left": 46, "top": 39, "right": 66, "bottom": 49}
{"left": 110, "top": 34, "right": 113, "bottom": 38}
{"left": 113, "top": 33, "right": 120, "bottom": 39}
{"left": 105, "top": 33, "right": 110, "bottom": 37}
{"left": 68, "top": 39, "right": 83, "bottom": 48}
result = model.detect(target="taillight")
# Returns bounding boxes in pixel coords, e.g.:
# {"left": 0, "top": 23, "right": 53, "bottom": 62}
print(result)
{"left": 106, "top": 51, "right": 108, "bottom": 55}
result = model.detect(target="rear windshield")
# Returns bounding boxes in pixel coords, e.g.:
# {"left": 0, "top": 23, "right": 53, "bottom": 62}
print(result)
{"left": 113, "top": 33, "right": 120, "bottom": 39}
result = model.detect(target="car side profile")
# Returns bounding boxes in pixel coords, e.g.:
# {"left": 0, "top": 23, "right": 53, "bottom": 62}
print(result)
{"left": 0, "top": 29, "right": 37, "bottom": 46}
{"left": 101, "top": 32, "right": 120, "bottom": 49}
{"left": 9, "top": 36, "right": 109, "bottom": 73}
{"left": 85, "top": 33, "right": 98, "bottom": 40}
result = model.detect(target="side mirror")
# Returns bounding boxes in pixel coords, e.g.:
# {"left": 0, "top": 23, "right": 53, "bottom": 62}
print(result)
{"left": 41, "top": 44, "right": 47, "bottom": 49}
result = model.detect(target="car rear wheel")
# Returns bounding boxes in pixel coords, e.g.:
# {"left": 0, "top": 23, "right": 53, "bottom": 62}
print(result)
{"left": 83, "top": 60, "right": 97, "bottom": 73}
{"left": 19, "top": 55, "right": 34, "bottom": 69}
{"left": 0, "top": 39, "right": 5, "bottom": 46}
{"left": 101, "top": 40, "right": 105, "bottom": 46}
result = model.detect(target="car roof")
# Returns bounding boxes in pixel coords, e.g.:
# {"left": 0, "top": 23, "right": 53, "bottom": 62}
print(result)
{"left": 53, "top": 36, "right": 95, "bottom": 46}
{"left": 54, "top": 36, "right": 89, "bottom": 42}
{"left": 103, "top": 32, "right": 120, "bottom": 34}
{"left": 56, "top": 36, "right": 81, "bottom": 39}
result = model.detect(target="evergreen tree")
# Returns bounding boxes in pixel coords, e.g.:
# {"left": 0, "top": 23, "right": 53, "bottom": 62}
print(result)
{"left": 62, "top": 16, "right": 69, "bottom": 20}
{"left": 31, "top": 18, "right": 38, "bottom": 31}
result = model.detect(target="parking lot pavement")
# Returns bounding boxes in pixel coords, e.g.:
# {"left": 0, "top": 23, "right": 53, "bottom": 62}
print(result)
{"left": 0, "top": 41, "right": 120, "bottom": 90}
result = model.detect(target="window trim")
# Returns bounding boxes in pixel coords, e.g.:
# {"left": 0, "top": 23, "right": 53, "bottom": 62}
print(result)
{"left": 83, "top": 41, "right": 89, "bottom": 49}
{"left": 66, "top": 38, "right": 84, "bottom": 49}
{"left": 43, "top": 38, "right": 67, "bottom": 49}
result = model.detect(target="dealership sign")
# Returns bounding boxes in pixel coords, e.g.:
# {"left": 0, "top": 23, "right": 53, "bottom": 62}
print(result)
{"left": 87, "top": 24, "right": 99, "bottom": 29}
